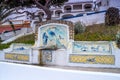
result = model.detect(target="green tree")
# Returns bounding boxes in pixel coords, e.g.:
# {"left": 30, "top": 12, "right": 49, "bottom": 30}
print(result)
{"left": 105, "top": 7, "right": 120, "bottom": 26}
{"left": 0, "top": 1, "right": 15, "bottom": 25}
{"left": 0, "top": 1, "right": 16, "bottom": 34}
{"left": 3, "top": 0, "right": 68, "bottom": 20}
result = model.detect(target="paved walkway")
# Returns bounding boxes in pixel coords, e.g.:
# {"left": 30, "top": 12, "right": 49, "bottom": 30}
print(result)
{"left": 43, "top": 65, "right": 120, "bottom": 74}
{"left": 2, "top": 62, "right": 120, "bottom": 74}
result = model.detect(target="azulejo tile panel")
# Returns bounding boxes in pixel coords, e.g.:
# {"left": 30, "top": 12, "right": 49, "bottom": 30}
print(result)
{"left": 42, "top": 50, "right": 52, "bottom": 62}
{"left": 72, "top": 41, "right": 112, "bottom": 54}
{"left": 69, "top": 54, "right": 115, "bottom": 65}
{"left": 36, "top": 20, "right": 74, "bottom": 39}
{"left": 5, "top": 53, "right": 29, "bottom": 61}
{"left": 40, "top": 24, "right": 68, "bottom": 49}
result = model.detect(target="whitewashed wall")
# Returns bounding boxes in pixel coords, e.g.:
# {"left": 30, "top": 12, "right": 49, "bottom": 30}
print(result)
{"left": 0, "top": 62, "right": 120, "bottom": 80}
{"left": 0, "top": 29, "right": 21, "bottom": 40}
{"left": 21, "top": 27, "right": 33, "bottom": 33}
{"left": 109, "top": 0, "right": 120, "bottom": 9}
{"left": 41, "top": 41, "right": 120, "bottom": 68}
{"left": 0, "top": 51, "right": 5, "bottom": 61}
{"left": 0, "top": 27, "right": 33, "bottom": 41}
{"left": 65, "top": 12, "right": 105, "bottom": 26}
{"left": 31, "top": 48, "right": 40, "bottom": 64}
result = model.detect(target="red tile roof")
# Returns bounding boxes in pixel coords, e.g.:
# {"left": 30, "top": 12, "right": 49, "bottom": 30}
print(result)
{"left": 0, "top": 22, "right": 30, "bottom": 34}
{"left": 0, "top": 26, "right": 22, "bottom": 34}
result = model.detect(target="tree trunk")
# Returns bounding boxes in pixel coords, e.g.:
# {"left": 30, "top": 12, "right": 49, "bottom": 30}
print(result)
{"left": 46, "top": 11, "right": 51, "bottom": 20}
{"left": 34, "top": 0, "right": 52, "bottom": 21}
{"left": 42, "top": 7, "right": 52, "bottom": 20}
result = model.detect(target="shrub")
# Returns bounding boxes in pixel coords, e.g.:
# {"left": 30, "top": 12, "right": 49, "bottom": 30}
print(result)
{"left": 105, "top": 7, "right": 119, "bottom": 26}
{"left": 0, "top": 43, "right": 10, "bottom": 50}
{"left": 74, "top": 21, "right": 86, "bottom": 34}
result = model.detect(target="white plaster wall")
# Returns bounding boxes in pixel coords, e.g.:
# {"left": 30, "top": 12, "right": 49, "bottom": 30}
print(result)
{"left": 30, "top": 20, "right": 38, "bottom": 33}
{"left": 52, "top": 50, "right": 67, "bottom": 66}
{"left": 65, "top": 12, "right": 105, "bottom": 26}
{"left": 0, "top": 51, "right": 5, "bottom": 61}
{"left": 0, "top": 29, "right": 21, "bottom": 41}
{"left": 0, "top": 62, "right": 120, "bottom": 80}
{"left": 31, "top": 48, "right": 40, "bottom": 64}
{"left": 21, "top": 28, "right": 28, "bottom": 33}
{"left": 109, "top": 0, "right": 120, "bottom": 9}
{"left": 114, "top": 49, "right": 120, "bottom": 68}
{"left": 111, "top": 42, "right": 120, "bottom": 68}
{"left": 27, "top": 28, "right": 33, "bottom": 33}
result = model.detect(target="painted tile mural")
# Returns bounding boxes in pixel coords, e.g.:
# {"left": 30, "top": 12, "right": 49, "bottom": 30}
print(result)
{"left": 12, "top": 44, "right": 32, "bottom": 54}
{"left": 73, "top": 42, "right": 112, "bottom": 54}
{"left": 42, "top": 50, "right": 52, "bottom": 62}
{"left": 69, "top": 55, "right": 115, "bottom": 65}
{"left": 4, "top": 44, "right": 31, "bottom": 62}
{"left": 40, "top": 24, "right": 68, "bottom": 49}
{"left": 5, "top": 53, "right": 29, "bottom": 61}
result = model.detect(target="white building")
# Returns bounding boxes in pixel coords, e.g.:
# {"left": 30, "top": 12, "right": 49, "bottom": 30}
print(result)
{"left": 40, "top": 0, "right": 119, "bottom": 20}
{"left": 6, "top": 0, "right": 120, "bottom": 22}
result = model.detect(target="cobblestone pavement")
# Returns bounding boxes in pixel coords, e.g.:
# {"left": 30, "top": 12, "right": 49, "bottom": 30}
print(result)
{"left": 43, "top": 65, "right": 120, "bottom": 74}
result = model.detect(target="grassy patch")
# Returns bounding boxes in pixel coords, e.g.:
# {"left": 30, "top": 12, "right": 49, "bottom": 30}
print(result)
{"left": 75, "top": 24, "right": 120, "bottom": 41}
{"left": 0, "top": 34, "right": 35, "bottom": 50}
{"left": 12, "top": 34, "right": 35, "bottom": 44}
{"left": 0, "top": 43, "right": 11, "bottom": 50}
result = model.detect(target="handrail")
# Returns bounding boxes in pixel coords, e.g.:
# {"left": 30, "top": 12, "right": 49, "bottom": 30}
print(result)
{"left": 61, "top": 10, "right": 107, "bottom": 20}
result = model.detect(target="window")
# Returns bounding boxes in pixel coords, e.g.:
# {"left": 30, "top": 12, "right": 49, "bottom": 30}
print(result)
{"left": 84, "top": 4, "right": 92, "bottom": 11}
{"left": 73, "top": 4, "right": 82, "bottom": 10}
{"left": 64, "top": 6, "right": 72, "bottom": 12}
{"left": 55, "top": 10, "right": 62, "bottom": 17}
